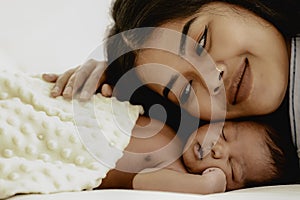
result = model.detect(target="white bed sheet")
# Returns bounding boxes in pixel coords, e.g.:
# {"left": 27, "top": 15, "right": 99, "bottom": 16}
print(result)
{"left": 7, "top": 185, "right": 300, "bottom": 200}
{"left": 1, "top": 1, "right": 299, "bottom": 199}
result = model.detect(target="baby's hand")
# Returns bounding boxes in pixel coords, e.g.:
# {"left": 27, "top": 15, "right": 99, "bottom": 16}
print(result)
{"left": 202, "top": 168, "right": 227, "bottom": 193}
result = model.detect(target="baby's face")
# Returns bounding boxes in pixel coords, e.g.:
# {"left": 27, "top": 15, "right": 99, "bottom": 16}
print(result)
{"left": 182, "top": 121, "right": 274, "bottom": 190}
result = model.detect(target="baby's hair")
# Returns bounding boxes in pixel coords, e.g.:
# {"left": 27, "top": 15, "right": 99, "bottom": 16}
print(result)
{"left": 266, "top": 124, "right": 300, "bottom": 184}
{"left": 229, "top": 93, "right": 299, "bottom": 187}
{"left": 245, "top": 122, "right": 300, "bottom": 188}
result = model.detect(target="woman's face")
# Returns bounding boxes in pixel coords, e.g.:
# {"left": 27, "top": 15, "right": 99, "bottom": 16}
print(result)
{"left": 135, "top": 2, "right": 290, "bottom": 120}
{"left": 182, "top": 121, "right": 274, "bottom": 190}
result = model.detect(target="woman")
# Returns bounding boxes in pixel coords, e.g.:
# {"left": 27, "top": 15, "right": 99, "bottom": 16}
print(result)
{"left": 43, "top": 0, "right": 300, "bottom": 160}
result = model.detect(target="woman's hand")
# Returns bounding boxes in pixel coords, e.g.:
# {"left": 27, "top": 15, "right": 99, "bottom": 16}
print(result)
{"left": 43, "top": 59, "right": 113, "bottom": 100}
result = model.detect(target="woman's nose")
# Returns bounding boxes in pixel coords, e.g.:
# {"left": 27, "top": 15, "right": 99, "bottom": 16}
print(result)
{"left": 212, "top": 63, "right": 227, "bottom": 95}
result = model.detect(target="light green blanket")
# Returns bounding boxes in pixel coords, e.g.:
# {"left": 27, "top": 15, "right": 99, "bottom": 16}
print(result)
{"left": 0, "top": 70, "right": 142, "bottom": 199}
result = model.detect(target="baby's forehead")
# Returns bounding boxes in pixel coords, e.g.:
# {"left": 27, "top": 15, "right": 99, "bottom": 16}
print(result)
{"left": 223, "top": 121, "right": 271, "bottom": 155}
{"left": 231, "top": 122, "right": 275, "bottom": 183}
{"left": 225, "top": 121, "right": 267, "bottom": 132}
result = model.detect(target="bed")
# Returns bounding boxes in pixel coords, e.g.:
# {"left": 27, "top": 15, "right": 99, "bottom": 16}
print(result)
{"left": 6, "top": 186, "right": 300, "bottom": 200}
{"left": 0, "top": 0, "right": 299, "bottom": 199}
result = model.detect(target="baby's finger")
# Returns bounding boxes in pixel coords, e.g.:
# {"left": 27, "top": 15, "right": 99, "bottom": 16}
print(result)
{"left": 202, "top": 168, "right": 226, "bottom": 192}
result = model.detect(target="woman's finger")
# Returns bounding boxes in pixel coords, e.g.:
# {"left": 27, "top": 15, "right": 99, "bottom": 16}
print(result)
{"left": 59, "top": 59, "right": 98, "bottom": 99}
{"left": 79, "top": 62, "right": 108, "bottom": 100}
{"left": 71, "top": 65, "right": 96, "bottom": 95}
{"left": 62, "top": 73, "right": 76, "bottom": 99}
{"left": 101, "top": 84, "right": 113, "bottom": 97}
{"left": 50, "top": 67, "right": 77, "bottom": 97}
{"left": 42, "top": 73, "right": 59, "bottom": 82}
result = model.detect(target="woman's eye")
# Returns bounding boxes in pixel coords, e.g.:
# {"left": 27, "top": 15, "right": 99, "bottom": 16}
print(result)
{"left": 180, "top": 80, "right": 193, "bottom": 104}
{"left": 196, "top": 26, "right": 208, "bottom": 56}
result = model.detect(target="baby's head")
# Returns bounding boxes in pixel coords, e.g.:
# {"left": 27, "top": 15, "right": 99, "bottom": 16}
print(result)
{"left": 182, "top": 121, "right": 299, "bottom": 191}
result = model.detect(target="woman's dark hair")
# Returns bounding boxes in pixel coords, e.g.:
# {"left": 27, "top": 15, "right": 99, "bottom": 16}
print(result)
{"left": 105, "top": 0, "right": 300, "bottom": 87}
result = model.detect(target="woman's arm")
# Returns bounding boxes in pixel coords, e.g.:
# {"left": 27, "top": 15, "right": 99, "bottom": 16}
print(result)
{"left": 133, "top": 167, "right": 226, "bottom": 194}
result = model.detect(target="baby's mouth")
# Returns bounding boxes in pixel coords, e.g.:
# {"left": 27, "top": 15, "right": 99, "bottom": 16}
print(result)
{"left": 194, "top": 142, "right": 203, "bottom": 160}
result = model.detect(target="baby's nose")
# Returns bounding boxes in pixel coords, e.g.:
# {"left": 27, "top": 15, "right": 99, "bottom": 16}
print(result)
{"left": 211, "top": 141, "right": 228, "bottom": 159}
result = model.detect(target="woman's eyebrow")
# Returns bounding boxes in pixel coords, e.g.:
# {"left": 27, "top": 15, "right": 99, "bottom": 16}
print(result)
{"left": 163, "top": 74, "right": 179, "bottom": 99}
{"left": 179, "top": 17, "right": 198, "bottom": 55}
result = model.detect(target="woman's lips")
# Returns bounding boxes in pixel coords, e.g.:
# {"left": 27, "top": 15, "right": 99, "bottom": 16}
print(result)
{"left": 228, "top": 58, "right": 253, "bottom": 105}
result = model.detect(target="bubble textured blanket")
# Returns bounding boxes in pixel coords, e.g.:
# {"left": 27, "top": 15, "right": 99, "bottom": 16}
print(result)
{"left": 0, "top": 70, "right": 143, "bottom": 199}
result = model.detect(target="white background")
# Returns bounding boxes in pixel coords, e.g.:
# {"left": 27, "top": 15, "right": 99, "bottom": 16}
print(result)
{"left": 0, "top": 0, "right": 113, "bottom": 73}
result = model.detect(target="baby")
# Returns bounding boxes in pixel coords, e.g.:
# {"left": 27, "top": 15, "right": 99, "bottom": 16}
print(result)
{"left": 98, "top": 116, "right": 294, "bottom": 194}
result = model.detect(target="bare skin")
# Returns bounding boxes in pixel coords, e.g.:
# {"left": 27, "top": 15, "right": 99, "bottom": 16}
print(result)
{"left": 97, "top": 116, "right": 275, "bottom": 194}
{"left": 99, "top": 115, "right": 227, "bottom": 194}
